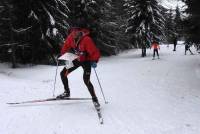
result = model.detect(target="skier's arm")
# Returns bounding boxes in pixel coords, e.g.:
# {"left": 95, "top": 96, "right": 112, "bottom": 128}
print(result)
{"left": 84, "top": 36, "right": 100, "bottom": 62}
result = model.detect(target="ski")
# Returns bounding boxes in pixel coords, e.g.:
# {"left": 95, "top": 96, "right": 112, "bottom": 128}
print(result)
{"left": 7, "top": 97, "right": 104, "bottom": 124}
{"left": 93, "top": 103, "right": 104, "bottom": 124}
{"left": 7, "top": 97, "right": 92, "bottom": 105}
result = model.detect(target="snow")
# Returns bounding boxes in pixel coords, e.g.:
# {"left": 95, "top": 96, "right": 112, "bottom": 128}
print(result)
{"left": 28, "top": 10, "right": 39, "bottom": 21}
{"left": 52, "top": 28, "right": 58, "bottom": 36}
{"left": 159, "top": 0, "right": 185, "bottom": 10}
{"left": 1, "top": 44, "right": 200, "bottom": 134}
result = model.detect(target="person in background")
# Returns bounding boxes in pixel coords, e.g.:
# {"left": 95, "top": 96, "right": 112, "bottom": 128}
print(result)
{"left": 173, "top": 36, "right": 178, "bottom": 51}
{"left": 151, "top": 41, "right": 160, "bottom": 60}
{"left": 185, "top": 42, "right": 194, "bottom": 55}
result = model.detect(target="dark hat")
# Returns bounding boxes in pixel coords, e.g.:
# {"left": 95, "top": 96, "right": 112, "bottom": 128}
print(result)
{"left": 77, "top": 17, "right": 87, "bottom": 27}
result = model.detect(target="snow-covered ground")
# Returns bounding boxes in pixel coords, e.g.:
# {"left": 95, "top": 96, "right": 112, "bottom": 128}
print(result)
{"left": 0, "top": 44, "right": 200, "bottom": 134}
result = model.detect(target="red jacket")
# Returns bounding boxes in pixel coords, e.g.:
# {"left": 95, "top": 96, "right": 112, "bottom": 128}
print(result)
{"left": 151, "top": 43, "right": 160, "bottom": 49}
{"left": 61, "top": 28, "right": 100, "bottom": 62}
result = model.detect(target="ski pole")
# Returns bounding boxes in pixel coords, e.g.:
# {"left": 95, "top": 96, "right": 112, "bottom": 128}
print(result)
{"left": 52, "top": 59, "right": 59, "bottom": 97}
{"left": 93, "top": 68, "right": 108, "bottom": 104}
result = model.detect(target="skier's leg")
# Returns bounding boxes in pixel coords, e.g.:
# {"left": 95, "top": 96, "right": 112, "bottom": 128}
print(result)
{"left": 153, "top": 49, "right": 156, "bottom": 59}
{"left": 173, "top": 44, "right": 176, "bottom": 51}
{"left": 82, "top": 62, "right": 98, "bottom": 102}
{"left": 58, "top": 60, "right": 80, "bottom": 98}
{"left": 156, "top": 49, "right": 159, "bottom": 58}
{"left": 60, "top": 67, "right": 70, "bottom": 93}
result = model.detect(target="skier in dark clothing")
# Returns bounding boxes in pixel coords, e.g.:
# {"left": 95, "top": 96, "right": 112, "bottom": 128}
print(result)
{"left": 151, "top": 41, "right": 160, "bottom": 59}
{"left": 185, "top": 43, "right": 193, "bottom": 55}
{"left": 57, "top": 23, "right": 101, "bottom": 106}
{"left": 173, "top": 37, "right": 177, "bottom": 51}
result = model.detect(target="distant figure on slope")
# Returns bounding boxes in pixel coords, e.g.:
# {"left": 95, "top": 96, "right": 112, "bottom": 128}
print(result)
{"left": 57, "top": 18, "right": 101, "bottom": 107}
{"left": 185, "top": 42, "right": 194, "bottom": 55}
{"left": 173, "top": 36, "right": 178, "bottom": 51}
{"left": 151, "top": 41, "right": 160, "bottom": 60}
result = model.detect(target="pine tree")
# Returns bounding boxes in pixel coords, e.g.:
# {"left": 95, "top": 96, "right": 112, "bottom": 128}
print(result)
{"left": 125, "top": 0, "right": 165, "bottom": 57}
{"left": 0, "top": 0, "right": 70, "bottom": 65}
{"left": 0, "top": 0, "right": 17, "bottom": 67}
{"left": 111, "top": 0, "right": 132, "bottom": 51}
{"left": 164, "top": 8, "right": 176, "bottom": 43}
{"left": 174, "top": 6, "right": 183, "bottom": 38}
{"left": 182, "top": 0, "right": 200, "bottom": 47}
{"left": 0, "top": 1, "right": 9, "bottom": 45}
{"left": 95, "top": 0, "right": 120, "bottom": 55}
{"left": 94, "top": 0, "right": 128, "bottom": 55}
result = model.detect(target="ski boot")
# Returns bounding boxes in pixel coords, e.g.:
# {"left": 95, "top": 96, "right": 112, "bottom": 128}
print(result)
{"left": 56, "top": 91, "right": 70, "bottom": 99}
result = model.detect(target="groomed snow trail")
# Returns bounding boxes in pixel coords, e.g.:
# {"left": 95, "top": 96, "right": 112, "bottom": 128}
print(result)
{"left": 0, "top": 44, "right": 200, "bottom": 134}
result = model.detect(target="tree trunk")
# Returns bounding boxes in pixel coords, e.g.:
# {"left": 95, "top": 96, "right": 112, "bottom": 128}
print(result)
{"left": 11, "top": 44, "right": 16, "bottom": 68}
{"left": 141, "top": 46, "right": 146, "bottom": 57}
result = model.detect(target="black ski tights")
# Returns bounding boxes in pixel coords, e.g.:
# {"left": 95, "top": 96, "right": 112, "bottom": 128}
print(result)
{"left": 60, "top": 60, "right": 97, "bottom": 98}
{"left": 153, "top": 49, "right": 159, "bottom": 58}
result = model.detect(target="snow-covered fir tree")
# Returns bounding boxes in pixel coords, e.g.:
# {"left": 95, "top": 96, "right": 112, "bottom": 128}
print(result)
{"left": 92, "top": 0, "right": 131, "bottom": 55}
{"left": 164, "top": 8, "right": 176, "bottom": 43}
{"left": 0, "top": 1, "right": 9, "bottom": 45}
{"left": 182, "top": 0, "right": 200, "bottom": 48}
{"left": 91, "top": 0, "right": 120, "bottom": 55}
{"left": 0, "top": 0, "right": 70, "bottom": 65}
{"left": 174, "top": 6, "right": 183, "bottom": 38}
{"left": 124, "top": 0, "right": 165, "bottom": 57}
{"left": 110, "top": 0, "right": 132, "bottom": 51}
{"left": 0, "top": 0, "right": 17, "bottom": 67}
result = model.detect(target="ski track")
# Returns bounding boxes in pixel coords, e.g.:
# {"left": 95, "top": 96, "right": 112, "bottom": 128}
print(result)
{"left": 0, "top": 44, "right": 200, "bottom": 134}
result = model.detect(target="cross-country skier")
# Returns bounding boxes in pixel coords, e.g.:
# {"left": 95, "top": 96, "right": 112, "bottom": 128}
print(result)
{"left": 185, "top": 43, "right": 194, "bottom": 55}
{"left": 173, "top": 36, "right": 178, "bottom": 51}
{"left": 151, "top": 41, "right": 160, "bottom": 59}
{"left": 57, "top": 18, "right": 101, "bottom": 107}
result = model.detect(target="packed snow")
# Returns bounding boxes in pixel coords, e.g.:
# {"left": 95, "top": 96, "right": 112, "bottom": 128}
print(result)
{"left": 0, "top": 44, "right": 200, "bottom": 134}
